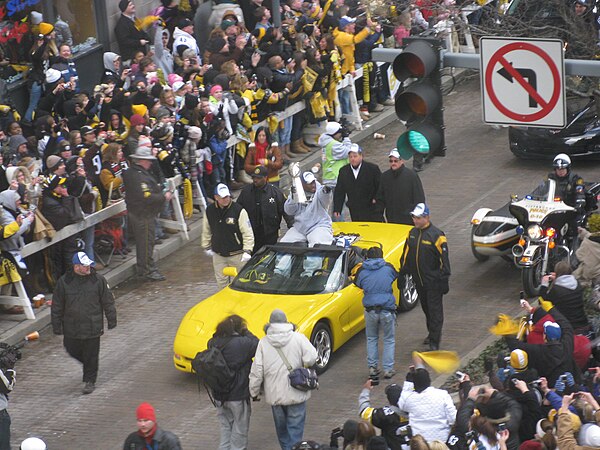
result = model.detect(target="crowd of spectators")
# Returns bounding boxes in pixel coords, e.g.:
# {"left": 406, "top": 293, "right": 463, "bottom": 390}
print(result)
{"left": 0, "top": 0, "right": 454, "bottom": 313}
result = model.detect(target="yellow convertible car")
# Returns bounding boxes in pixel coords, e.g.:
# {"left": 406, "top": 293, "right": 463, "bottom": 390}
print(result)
{"left": 173, "top": 222, "right": 417, "bottom": 373}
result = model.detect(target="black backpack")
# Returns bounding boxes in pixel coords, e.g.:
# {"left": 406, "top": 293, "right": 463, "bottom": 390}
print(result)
{"left": 191, "top": 339, "right": 235, "bottom": 403}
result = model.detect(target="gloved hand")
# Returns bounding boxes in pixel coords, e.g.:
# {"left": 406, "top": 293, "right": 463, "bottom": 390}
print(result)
{"left": 564, "top": 371, "right": 575, "bottom": 387}
{"left": 554, "top": 377, "right": 565, "bottom": 394}
{"left": 108, "top": 322, "right": 117, "bottom": 330}
{"left": 241, "top": 252, "right": 251, "bottom": 262}
{"left": 322, "top": 186, "right": 332, "bottom": 194}
{"left": 205, "top": 249, "right": 215, "bottom": 257}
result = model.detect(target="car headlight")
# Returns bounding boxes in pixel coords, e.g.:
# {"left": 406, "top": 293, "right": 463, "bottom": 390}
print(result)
{"left": 527, "top": 224, "right": 543, "bottom": 240}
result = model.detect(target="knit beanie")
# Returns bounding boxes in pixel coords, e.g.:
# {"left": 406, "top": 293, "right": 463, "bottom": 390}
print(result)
{"left": 119, "top": 0, "right": 131, "bottom": 13}
{"left": 136, "top": 402, "right": 156, "bottom": 422}
{"left": 129, "top": 114, "right": 146, "bottom": 127}
{"left": 46, "top": 155, "right": 63, "bottom": 171}
{"left": 207, "top": 37, "right": 226, "bottom": 54}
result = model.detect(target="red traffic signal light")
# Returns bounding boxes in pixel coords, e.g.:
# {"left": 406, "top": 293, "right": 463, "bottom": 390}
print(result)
{"left": 393, "top": 40, "right": 439, "bottom": 81}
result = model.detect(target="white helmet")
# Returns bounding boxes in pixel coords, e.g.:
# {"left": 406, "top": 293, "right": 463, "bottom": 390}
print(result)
{"left": 20, "top": 437, "right": 47, "bottom": 450}
{"left": 553, "top": 153, "right": 571, "bottom": 169}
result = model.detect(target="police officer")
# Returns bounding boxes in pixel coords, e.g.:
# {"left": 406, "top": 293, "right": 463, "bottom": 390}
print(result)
{"left": 547, "top": 153, "right": 586, "bottom": 243}
{"left": 201, "top": 183, "right": 254, "bottom": 289}
{"left": 122, "top": 145, "right": 171, "bottom": 282}
{"left": 548, "top": 153, "right": 585, "bottom": 210}
{"left": 236, "top": 165, "right": 291, "bottom": 254}
{"left": 399, "top": 203, "right": 451, "bottom": 351}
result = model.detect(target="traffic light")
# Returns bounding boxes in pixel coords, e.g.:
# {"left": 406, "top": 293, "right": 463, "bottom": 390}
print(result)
{"left": 393, "top": 38, "right": 445, "bottom": 160}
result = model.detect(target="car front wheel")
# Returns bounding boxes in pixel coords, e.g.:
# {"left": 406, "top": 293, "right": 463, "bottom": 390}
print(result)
{"left": 310, "top": 322, "right": 332, "bottom": 374}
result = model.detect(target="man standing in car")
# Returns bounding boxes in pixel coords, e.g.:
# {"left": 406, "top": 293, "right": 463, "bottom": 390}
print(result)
{"left": 399, "top": 203, "right": 450, "bottom": 351}
{"left": 236, "top": 166, "right": 291, "bottom": 254}
{"left": 376, "top": 149, "right": 425, "bottom": 225}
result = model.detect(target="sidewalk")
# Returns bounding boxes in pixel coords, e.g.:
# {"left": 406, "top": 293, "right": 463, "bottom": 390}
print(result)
{"left": 0, "top": 70, "right": 468, "bottom": 347}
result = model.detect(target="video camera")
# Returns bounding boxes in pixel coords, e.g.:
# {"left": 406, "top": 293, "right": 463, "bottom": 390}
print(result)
{"left": 338, "top": 117, "right": 352, "bottom": 138}
{"left": 0, "top": 343, "right": 21, "bottom": 371}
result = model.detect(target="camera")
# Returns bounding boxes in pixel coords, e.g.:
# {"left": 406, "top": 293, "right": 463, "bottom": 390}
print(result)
{"left": 396, "top": 424, "right": 412, "bottom": 445}
{"left": 498, "top": 423, "right": 507, "bottom": 432}
{"left": 455, "top": 371, "right": 465, "bottom": 381}
{"left": 529, "top": 378, "right": 542, "bottom": 388}
{"left": 369, "top": 372, "right": 379, "bottom": 386}
{"left": 0, "top": 343, "right": 21, "bottom": 371}
{"left": 330, "top": 427, "right": 343, "bottom": 440}
{"left": 339, "top": 117, "right": 352, "bottom": 138}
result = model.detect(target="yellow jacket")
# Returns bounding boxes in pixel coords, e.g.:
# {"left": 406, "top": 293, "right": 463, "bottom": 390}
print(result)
{"left": 333, "top": 27, "right": 371, "bottom": 75}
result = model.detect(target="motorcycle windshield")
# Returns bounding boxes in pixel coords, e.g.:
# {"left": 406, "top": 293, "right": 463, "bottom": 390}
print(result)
{"left": 530, "top": 180, "right": 555, "bottom": 201}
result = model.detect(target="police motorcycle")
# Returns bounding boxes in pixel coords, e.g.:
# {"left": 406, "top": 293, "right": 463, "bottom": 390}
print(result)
{"left": 509, "top": 178, "right": 577, "bottom": 296}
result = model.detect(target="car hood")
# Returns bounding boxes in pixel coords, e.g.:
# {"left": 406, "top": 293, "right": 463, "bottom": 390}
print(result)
{"left": 174, "top": 287, "right": 334, "bottom": 357}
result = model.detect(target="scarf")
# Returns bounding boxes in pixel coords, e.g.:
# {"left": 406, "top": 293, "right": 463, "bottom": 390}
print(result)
{"left": 254, "top": 141, "right": 268, "bottom": 163}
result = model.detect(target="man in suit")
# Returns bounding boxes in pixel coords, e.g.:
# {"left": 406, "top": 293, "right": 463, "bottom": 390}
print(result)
{"left": 333, "top": 144, "right": 383, "bottom": 222}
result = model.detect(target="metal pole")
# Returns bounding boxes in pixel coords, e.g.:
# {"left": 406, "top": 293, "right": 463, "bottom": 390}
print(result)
{"left": 372, "top": 48, "right": 600, "bottom": 77}
{"left": 272, "top": 0, "right": 282, "bottom": 28}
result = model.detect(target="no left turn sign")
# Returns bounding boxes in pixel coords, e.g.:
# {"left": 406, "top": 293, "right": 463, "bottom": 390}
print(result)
{"left": 480, "top": 37, "right": 565, "bottom": 128}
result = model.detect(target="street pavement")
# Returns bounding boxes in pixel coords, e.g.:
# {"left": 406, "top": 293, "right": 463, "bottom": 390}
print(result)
{"left": 6, "top": 77, "right": 600, "bottom": 449}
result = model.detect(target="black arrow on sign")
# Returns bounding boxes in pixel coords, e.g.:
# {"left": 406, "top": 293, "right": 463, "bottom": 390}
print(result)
{"left": 497, "top": 63, "right": 538, "bottom": 108}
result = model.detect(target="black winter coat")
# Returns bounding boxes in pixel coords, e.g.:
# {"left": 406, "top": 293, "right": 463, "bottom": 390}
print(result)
{"left": 333, "top": 161, "right": 383, "bottom": 222}
{"left": 40, "top": 192, "right": 83, "bottom": 231}
{"left": 506, "top": 307, "right": 576, "bottom": 387}
{"left": 399, "top": 222, "right": 451, "bottom": 291}
{"left": 376, "top": 166, "right": 425, "bottom": 225}
{"left": 123, "top": 427, "right": 182, "bottom": 450}
{"left": 539, "top": 276, "right": 589, "bottom": 331}
{"left": 236, "top": 183, "right": 290, "bottom": 238}
{"left": 114, "top": 15, "right": 149, "bottom": 61}
{"left": 51, "top": 270, "right": 116, "bottom": 339}
{"left": 122, "top": 164, "right": 166, "bottom": 218}
{"left": 208, "top": 331, "right": 259, "bottom": 402}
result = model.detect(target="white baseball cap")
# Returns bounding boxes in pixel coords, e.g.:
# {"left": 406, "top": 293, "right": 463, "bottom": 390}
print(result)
{"left": 215, "top": 183, "right": 231, "bottom": 198}
{"left": 388, "top": 149, "right": 401, "bottom": 159}
{"left": 302, "top": 172, "right": 316, "bottom": 184}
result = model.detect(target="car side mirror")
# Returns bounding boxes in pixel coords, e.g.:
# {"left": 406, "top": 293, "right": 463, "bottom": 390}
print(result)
{"left": 223, "top": 267, "right": 238, "bottom": 278}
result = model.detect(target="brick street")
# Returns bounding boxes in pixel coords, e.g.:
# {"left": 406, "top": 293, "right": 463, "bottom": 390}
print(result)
{"left": 6, "top": 78, "right": 600, "bottom": 449}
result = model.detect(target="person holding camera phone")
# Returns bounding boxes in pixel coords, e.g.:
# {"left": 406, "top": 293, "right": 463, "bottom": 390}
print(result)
{"left": 358, "top": 379, "right": 409, "bottom": 450}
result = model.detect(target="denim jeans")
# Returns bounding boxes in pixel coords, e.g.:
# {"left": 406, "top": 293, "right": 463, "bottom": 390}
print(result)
{"left": 81, "top": 222, "right": 95, "bottom": 261}
{"left": 277, "top": 117, "right": 293, "bottom": 145}
{"left": 0, "top": 408, "right": 10, "bottom": 450}
{"left": 338, "top": 88, "right": 351, "bottom": 115}
{"left": 365, "top": 309, "right": 396, "bottom": 371}
{"left": 271, "top": 402, "right": 306, "bottom": 450}
{"left": 25, "top": 81, "right": 42, "bottom": 122}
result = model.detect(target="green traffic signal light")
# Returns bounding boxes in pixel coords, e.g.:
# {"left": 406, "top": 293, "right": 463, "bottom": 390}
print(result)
{"left": 408, "top": 130, "right": 430, "bottom": 153}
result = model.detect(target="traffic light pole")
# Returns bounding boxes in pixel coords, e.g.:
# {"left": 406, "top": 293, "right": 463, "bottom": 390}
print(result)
{"left": 373, "top": 48, "right": 600, "bottom": 76}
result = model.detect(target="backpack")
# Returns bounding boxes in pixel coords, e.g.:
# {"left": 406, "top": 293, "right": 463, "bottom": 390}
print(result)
{"left": 191, "top": 339, "right": 235, "bottom": 404}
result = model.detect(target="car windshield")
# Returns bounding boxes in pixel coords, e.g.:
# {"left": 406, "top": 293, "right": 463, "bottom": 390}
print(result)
{"left": 230, "top": 245, "right": 348, "bottom": 295}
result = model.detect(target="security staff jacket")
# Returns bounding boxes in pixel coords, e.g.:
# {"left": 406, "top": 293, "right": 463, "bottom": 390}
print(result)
{"left": 202, "top": 202, "right": 254, "bottom": 257}
{"left": 236, "top": 183, "right": 291, "bottom": 238}
{"left": 399, "top": 222, "right": 451, "bottom": 291}
{"left": 122, "top": 164, "right": 165, "bottom": 218}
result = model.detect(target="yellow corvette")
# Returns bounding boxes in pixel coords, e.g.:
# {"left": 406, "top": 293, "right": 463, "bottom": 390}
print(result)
{"left": 173, "top": 222, "right": 418, "bottom": 373}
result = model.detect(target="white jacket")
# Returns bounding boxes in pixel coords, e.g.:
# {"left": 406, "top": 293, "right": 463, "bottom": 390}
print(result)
{"left": 397, "top": 380, "right": 457, "bottom": 442}
{"left": 172, "top": 27, "right": 201, "bottom": 62}
{"left": 249, "top": 322, "right": 318, "bottom": 405}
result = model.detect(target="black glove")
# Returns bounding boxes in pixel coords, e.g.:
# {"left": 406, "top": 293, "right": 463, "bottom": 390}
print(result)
{"left": 440, "top": 278, "right": 449, "bottom": 295}
{"left": 322, "top": 186, "right": 332, "bottom": 194}
{"left": 108, "top": 322, "right": 117, "bottom": 330}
